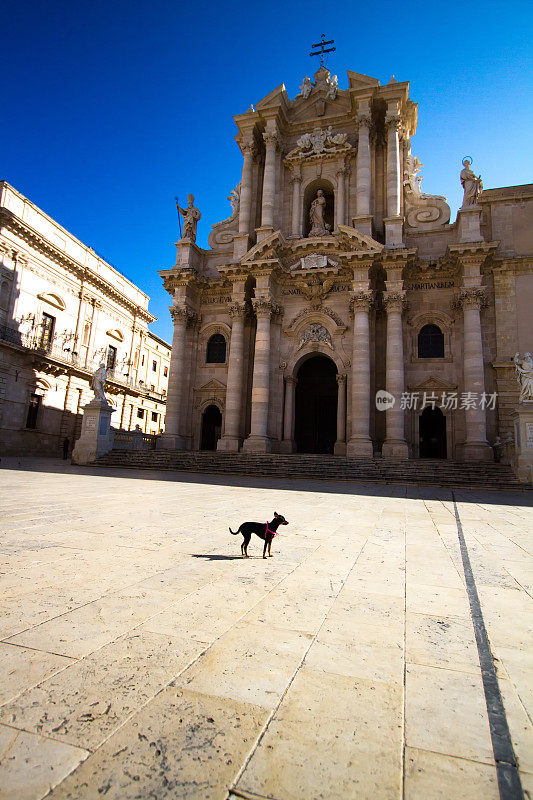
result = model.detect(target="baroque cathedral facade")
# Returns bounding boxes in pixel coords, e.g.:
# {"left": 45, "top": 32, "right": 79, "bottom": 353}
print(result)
{"left": 159, "top": 65, "right": 532, "bottom": 461}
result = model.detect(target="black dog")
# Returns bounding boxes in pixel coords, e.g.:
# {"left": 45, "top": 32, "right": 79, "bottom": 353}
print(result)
{"left": 229, "top": 512, "right": 289, "bottom": 558}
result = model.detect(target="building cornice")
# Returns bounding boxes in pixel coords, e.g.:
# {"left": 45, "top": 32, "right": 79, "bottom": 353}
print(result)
{"left": 0, "top": 208, "right": 155, "bottom": 323}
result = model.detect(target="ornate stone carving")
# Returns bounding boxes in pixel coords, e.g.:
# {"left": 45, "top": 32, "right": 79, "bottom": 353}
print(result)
{"left": 296, "top": 125, "right": 347, "bottom": 155}
{"left": 298, "top": 275, "right": 335, "bottom": 308}
{"left": 349, "top": 290, "right": 374, "bottom": 312}
{"left": 336, "top": 373, "right": 346, "bottom": 385}
{"left": 460, "top": 158, "right": 483, "bottom": 207}
{"left": 176, "top": 194, "right": 201, "bottom": 242}
{"left": 403, "top": 146, "right": 451, "bottom": 230}
{"left": 383, "top": 291, "right": 407, "bottom": 313}
{"left": 170, "top": 305, "right": 197, "bottom": 324}
{"left": 297, "top": 323, "right": 333, "bottom": 351}
{"left": 263, "top": 131, "right": 279, "bottom": 148}
{"left": 252, "top": 298, "right": 281, "bottom": 318}
{"left": 208, "top": 182, "right": 241, "bottom": 248}
{"left": 357, "top": 113, "right": 372, "bottom": 128}
{"left": 454, "top": 287, "right": 486, "bottom": 309}
{"left": 513, "top": 352, "right": 533, "bottom": 403}
{"left": 228, "top": 302, "right": 248, "bottom": 319}
{"left": 286, "top": 306, "right": 345, "bottom": 330}
{"left": 385, "top": 115, "right": 402, "bottom": 132}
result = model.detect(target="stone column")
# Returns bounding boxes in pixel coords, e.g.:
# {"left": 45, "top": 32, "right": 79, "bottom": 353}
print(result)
{"left": 159, "top": 305, "right": 193, "bottom": 449}
{"left": 354, "top": 111, "right": 372, "bottom": 237}
{"left": 382, "top": 291, "right": 408, "bottom": 459}
{"left": 384, "top": 112, "right": 404, "bottom": 248}
{"left": 280, "top": 375, "right": 297, "bottom": 452}
{"left": 458, "top": 287, "right": 492, "bottom": 461}
{"left": 335, "top": 164, "right": 346, "bottom": 230}
{"left": 243, "top": 298, "right": 278, "bottom": 453}
{"left": 238, "top": 144, "right": 254, "bottom": 235}
{"left": 218, "top": 303, "right": 247, "bottom": 452}
{"left": 334, "top": 374, "right": 347, "bottom": 455}
{"left": 290, "top": 167, "right": 302, "bottom": 237}
{"left": 260, "top": 131, "right": 278, "bottom": 230}
{"left": 347, "top": 291, "right": 374, "bottom": 457}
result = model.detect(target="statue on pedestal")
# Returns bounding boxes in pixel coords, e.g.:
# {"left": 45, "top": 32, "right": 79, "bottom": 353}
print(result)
{"left": 460, "top": 158, "right": 483, "bottom": 207}
{"left": 176, "top": 194, "right": 201, "bottom": 241}
{"left": 514, "top": 352, "right": 533, "bottom": 402}
{"left": 309, "top": 189, "right": 330, "bottom": 236}
{"left": 91, "top": 362, "right": 108, "bottom": 403}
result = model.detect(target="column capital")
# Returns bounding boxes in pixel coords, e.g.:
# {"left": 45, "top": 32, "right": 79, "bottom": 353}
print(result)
{"left": 356, "top": 113, "right": 372, "bottom": 128}
{"left": 350, "top": 290, "right": 374, "bottom": 313}
{"left": 336, "top": 373, "right": 347, "bottom": 386}
{"left": 252, "top": 298, "right": 282, "bottom": 318}
{"left": 169, "top": 305, "right": 198, "bottom": 325}
{"left": 385, "top": 114, "right": 402, "bottom": 132}
{"left": 454, "top": 287, "right": 487, "bottom": 310}
{"left": 383, "top": 291, "right": 407, "bottom": 314}
{"left": 241, "top": 142, "right": 257, "bottom": 158}
{"left": 285, "top": 374, "right": 298, "bottom": 386}
{"left": 263, "top": 131, "right": 279, "bottom": 149}
{"left": 228, "top": 302, "right": 248, "bottom": 319}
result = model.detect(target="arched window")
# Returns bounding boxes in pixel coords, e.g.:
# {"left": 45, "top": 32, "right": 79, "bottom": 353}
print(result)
{"left": 418, "top": 324, "right": 444, "bottom": 358}
{"left": 206, "top": 333, "right": 226, "bottom": 364}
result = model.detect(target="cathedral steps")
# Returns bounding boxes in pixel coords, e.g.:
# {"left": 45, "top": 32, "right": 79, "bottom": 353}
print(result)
{"left": 95, "top": 450, "right": 526, "bottom": 490}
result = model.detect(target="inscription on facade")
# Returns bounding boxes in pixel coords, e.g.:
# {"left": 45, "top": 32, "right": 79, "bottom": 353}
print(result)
{"left": 406, "top": 280, "right": 455, "bottom": 290}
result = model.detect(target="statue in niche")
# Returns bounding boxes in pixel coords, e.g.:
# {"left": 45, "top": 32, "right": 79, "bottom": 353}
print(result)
{"left": 297, "top": 76, "right": 312, "bottom": 99}
{"left": 91, "top": 362, "right": 108, "bottom": 403}
{"left": 176, "top": 194, "right": 201, "bottom": 241}
{"left": 514, "top": 352, "right": 533, "bottom": 402}
{"left": 309, "top": 190, "right": 331, "bottom": 236}
{"left": 460, "top": 159, "right": 483, "bottom": 207}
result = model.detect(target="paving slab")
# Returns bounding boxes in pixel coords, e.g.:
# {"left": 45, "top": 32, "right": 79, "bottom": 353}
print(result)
{"left": 0, "top": 458, "right": 531, "bottom": 800}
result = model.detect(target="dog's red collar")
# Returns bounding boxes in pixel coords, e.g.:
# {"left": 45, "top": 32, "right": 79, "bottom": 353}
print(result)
{"left": 265, "top": 522, "right": 276, "bottom": 537}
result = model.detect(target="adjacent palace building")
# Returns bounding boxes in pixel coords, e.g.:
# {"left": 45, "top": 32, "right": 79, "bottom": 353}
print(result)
{"left": 159, "top": 64, "right": 532, "bottom": 461}
{"left": 0, "top": 182, "right": 170, "bottom": 456}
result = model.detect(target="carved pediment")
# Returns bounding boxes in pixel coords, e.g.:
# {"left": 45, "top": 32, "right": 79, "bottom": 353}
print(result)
{"left": 196, "top": 379, "right": 226, "bottom": 392}
{"left": 408, "top": 375, "right": 457, "bottom": 392}
{"left": 336, "top": 225, "right": 383, "bottom": 253}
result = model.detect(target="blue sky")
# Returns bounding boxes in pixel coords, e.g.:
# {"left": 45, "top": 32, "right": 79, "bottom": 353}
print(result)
{"left": 2, "top": 0, "right": 532, "bottom": 342}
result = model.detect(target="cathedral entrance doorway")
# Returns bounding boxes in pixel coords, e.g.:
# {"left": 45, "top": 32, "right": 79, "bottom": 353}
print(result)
{"left": 294, "top": 355, "right": 338, "bottom": 454}
{"left": 200, "top": 404, "right": 222, "bottom": 450}
{"left": 419, "top": 406, "right": 447, "bottom": 458}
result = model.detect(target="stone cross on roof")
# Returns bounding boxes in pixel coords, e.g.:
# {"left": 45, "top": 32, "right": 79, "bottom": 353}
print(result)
{"left": 309, "top": 34, "right": 336, "bottom": 68}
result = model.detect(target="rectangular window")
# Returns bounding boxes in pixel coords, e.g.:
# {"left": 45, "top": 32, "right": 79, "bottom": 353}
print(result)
{"left": 26, "top": 393, "right": 41, "bottom": 429}
{"left": 163, "top": 366, "right": 168, "bottom": 377}
{"left": 151, "top": 412, "right": 158, "bottom": 422}
{"left": 152, "top": 360, "right": 157, "bottom": 372}
{"left": 150, "top": 384, "right": 155, "bottom": 391}
{"left": 106, "top": 345, "right": 117, "bottom": 371}
{"left": 38, "top": 313, "right": 55, "bottom": 350}
{"left": 137, "top": 408, "right": 145, "bottom": 419}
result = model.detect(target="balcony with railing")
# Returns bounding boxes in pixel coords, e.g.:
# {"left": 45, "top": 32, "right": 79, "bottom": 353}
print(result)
{"left": 0, "top": 324, "right": 166, "bottom": 401}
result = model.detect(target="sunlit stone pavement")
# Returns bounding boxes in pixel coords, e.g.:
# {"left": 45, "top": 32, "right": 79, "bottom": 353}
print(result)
{"left": 0, "top": 458, "right": 532, "bottom": 800}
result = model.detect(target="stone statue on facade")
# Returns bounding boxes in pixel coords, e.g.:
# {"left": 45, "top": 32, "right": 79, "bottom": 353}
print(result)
{"left": 91, "top": 362, "right": 108, "bottom": 403}
{"left": 513, "top": 352, "right": 533, "bottom": 402}
{"left": 309, "top": 190, "right": 330, "bottom": 236}
{"left": 176, "top": 194, "right": 201, "bottom": 241}
{"left": 403, "top": 146, "right": 450, "bottom": 230}
{"left": 297, "top": 76, "right": 312, "bottom": 99}
{"left": 228, "top": 181, "right": 241, "bottom": 215}
{"left": 460, "top": 159, "right": 483, "bottom": 207}
{"left": 325, "top": 74, "right": 338, "bottom": 100}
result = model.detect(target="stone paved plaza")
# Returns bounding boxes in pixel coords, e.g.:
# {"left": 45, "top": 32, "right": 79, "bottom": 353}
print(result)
{"left": 0, "top": 459, "right": 532, "bottom": 800}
